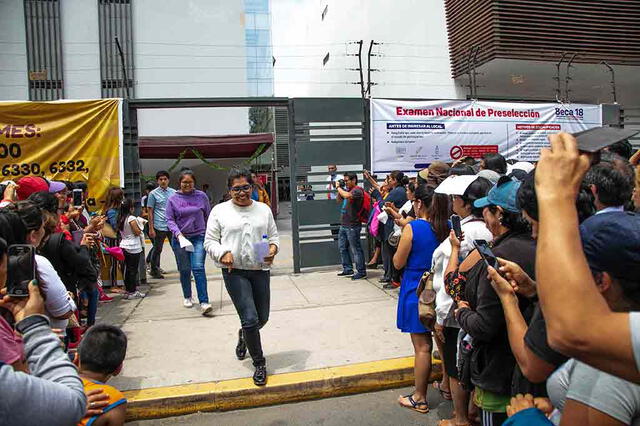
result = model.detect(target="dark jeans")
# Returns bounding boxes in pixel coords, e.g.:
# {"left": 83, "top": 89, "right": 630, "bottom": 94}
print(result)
{"left": 222, "top": 269, "right": 271, "bottom": 366}
{"left": 338, "top": 225, "right": 365, "bottom": 275}
{"left": 80, "top": 287, "right": 99, "bottom": 326}
{"left": 123, "top": 251, "right": 142, "bottom": 293}
{"left": 381, "top": 238, "right": 397, "bottom": 281}
{"left": 150, "top": 229, "right": 173, "bottom": 274}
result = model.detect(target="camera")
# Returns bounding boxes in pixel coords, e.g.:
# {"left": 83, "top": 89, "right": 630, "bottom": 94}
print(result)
{"left": 338, "top": 179, "right": 346, "bottom": 189}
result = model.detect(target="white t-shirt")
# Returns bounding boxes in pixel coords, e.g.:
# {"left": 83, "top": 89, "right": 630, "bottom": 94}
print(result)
{"left": 326, "top": 175, "right": 337, "bottom": 200}
{"left": 35, "top": 255, "right": 76, "bottom": 330}
{"left": 432, "top": 215, "right": 493, "bottom": 326}
{"left": 119, "top": 215, "right": 143, "bottom": 254}
{"left": 204, "top": 200, "right": 279, "bottom": 270}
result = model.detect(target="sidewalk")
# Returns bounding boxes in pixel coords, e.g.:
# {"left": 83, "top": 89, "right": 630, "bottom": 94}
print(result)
{"left": 96, "top": 208, "right": 437, "bottom": 420}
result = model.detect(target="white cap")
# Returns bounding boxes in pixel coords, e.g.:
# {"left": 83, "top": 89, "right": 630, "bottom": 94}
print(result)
{"left": 434, "top": 175, "right": 479, "bottom": 196}
{"left": 506, "top": 161, "right": 535, "bottom": 175}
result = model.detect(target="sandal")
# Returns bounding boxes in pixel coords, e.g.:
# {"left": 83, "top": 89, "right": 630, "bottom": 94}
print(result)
{"left": 398, "top": 394, "right": 429, "bottom": 414}
{"left": 433, "top": 381, "right": 452, "bottom": 400}
{"left": 438, "top": 419, "right": 471, "bottom": 426}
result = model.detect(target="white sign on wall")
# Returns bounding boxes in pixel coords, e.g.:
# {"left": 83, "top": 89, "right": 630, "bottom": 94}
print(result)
{"left": 370, "top": 99, "right": 602, "bottom": 173}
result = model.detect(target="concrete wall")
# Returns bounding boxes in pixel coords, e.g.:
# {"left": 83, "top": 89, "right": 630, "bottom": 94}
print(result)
{"left": 60, "top": 0, "right": 101, "bottom": 100}
{"left": 0, "top": 0, "right": 251, "bottom": 135}
{"left": 271, "top": 0, "right": 464, "bottom": 99}
{"left": 0, "top": 0, "right": 29, "bottom": 100}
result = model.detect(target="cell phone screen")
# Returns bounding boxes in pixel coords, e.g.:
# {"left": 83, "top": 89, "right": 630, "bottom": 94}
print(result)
{"left": 7, "top": 245, "right": 35, "bottom": 297}
{"left": 72, "top": 189, "right": 83, "bottom": 208}
{"left": 451, "top": 215, "right": 462, "bottom": 239}
{"left": 473, "top": 239, "right": 498, "bottom": 269}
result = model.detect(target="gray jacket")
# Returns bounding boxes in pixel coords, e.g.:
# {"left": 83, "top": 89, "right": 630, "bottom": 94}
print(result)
{"left": 0, "top": 315, "right": 86, "bottom": 426}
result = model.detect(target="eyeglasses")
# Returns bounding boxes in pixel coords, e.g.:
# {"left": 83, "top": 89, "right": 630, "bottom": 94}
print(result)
{"left": 231, "top": 184, "right": 252, "bottom": 192}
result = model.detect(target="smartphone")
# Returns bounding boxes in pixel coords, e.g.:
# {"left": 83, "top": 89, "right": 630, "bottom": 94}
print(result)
{"left": 7, "top": 245, "right": 36, "bottom": 297}
{"left": 473, "top": 239, "right": 499, "bottom": 269}
{"left": 451, "top": 214, "right": 462, "bottom": 239}
{"left": 72, "top": 189, "right": 83, "bottom": 208}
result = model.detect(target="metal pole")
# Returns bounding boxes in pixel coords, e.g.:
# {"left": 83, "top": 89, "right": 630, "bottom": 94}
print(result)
{"left": 366, "top": 40, "right": 374, "bottom": 96}
{"left": 357, "top": 40, "right": 365, "bottom": 99}
{"left": 287, "top": 100, "right": 301, "bottom": 273}
{"left": 554, "top": 52, "right": 568, "bottom": 102}
{"left": 601, "top": 61, "right": 617, "bottom": 104}
{"left": 471, "top": 45, "right": 480, "bottom": 98}
{"left": 565, "top": 52, "right": 578, "bottom": 103}
{"left": 115, "top": 36, "right": 131, "bottom": 99}
{"left": 466, "top": 46, "right": 474, "bottom": 99}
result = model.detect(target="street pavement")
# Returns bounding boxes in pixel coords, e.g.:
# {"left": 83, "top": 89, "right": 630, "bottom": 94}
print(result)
{"left": 128, "top": 386, "right": 452, "bottom": 426}
{"left": 98, "top": 203, "right": 415, "bottom": 391}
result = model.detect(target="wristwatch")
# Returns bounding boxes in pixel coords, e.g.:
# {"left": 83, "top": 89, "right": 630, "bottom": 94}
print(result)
{"left": 15, "top": 314, "right": 50, "bottom": 335}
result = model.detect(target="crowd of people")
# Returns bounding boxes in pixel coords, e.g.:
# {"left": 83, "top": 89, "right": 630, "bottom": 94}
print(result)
{"left": 3, "top": 128, "right": 640, "bottom": 425}
{"left": 330, "top": 130, "right": 640, "bottom": 426}
{"left": 0, "top": 165, "right": 279, "bottom": 425}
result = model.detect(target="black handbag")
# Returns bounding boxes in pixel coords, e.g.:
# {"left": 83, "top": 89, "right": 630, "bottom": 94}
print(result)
{"left": 457, "top": 331, "right": 475, "bottom": 391}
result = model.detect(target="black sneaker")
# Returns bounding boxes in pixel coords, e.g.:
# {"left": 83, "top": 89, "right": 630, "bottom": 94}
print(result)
{"left": 253, "top": 365, "right": 267, "bottom": 386}
{"left": 378, "top": 278, "right": 391, "bottom": 283}
{"left": 337, "top": 271, "right": 354, "bottom": 277}
{"left": 351, "top": 273, "right": 367, "bottom": 280}
{"left": 235, "top": 329, "right": 247, "bottom": 360}
{"left": 150, "top": 271, "right": 164, "bottom": 279}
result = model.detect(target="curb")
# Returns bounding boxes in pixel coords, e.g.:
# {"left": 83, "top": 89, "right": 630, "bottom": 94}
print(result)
{"left": 123, "top": 356, "right": 442, "bottom": 421}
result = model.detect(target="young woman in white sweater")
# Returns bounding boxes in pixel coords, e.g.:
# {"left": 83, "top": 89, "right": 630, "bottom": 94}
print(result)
{"left": 204, "top": 168, "right": 279, "bottom": 387}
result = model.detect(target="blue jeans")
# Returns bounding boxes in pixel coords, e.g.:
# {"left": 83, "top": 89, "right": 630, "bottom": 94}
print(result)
{"left": 222, "top": 269, "right": 270, "bottom": 366}
{"left": 172, "top": 234, "right": 209, "bottom": 304}
{"left": 338, "top": 225, "right": 365, "bottom": 275}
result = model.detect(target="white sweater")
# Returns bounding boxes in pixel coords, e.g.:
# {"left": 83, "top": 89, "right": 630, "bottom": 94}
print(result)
{"left": 432, "top": 216, "right": 493, "bottom": 326}
{"left": 204, "top": 200, "right": 280, "bottom": 270}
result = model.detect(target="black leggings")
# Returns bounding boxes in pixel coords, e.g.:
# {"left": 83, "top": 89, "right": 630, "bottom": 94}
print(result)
{"left": 123, "top": 251, "right": 141, "bottom": 293}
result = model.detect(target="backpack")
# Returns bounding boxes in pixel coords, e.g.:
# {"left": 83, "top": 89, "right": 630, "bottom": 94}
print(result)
{"left": 368, "top": 201, "right": 381, "bottom": 237}
{"left": 355, "top": 186, "right": 372, "bottom": 224}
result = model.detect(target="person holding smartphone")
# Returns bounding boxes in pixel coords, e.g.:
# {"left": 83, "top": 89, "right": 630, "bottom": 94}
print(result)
{"left": 450, "top": 176, "right": 536, "bottom": 425}
{"left": 204, "top": 168, "right": 279, "bottom": 387}
{"left": 431, "top": 176, "right": 493, "bottom": 426}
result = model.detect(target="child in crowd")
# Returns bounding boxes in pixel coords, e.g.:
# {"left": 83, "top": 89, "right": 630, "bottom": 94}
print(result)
{"left": 117, "top": 199, "right": 146, "bottom": 300}
{"left": 76, "top": 324, "right": 128, "bottom": 426}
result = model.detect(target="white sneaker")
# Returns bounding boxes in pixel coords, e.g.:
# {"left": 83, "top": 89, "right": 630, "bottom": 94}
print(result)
{"left": 201, "top": 303, "right": 213, "bottom": 316}
{"left": 183, "top": 298, "right": 194, "bottom": 308}
{"left": 124, "top": 291, "right": 146, "bottom": 300}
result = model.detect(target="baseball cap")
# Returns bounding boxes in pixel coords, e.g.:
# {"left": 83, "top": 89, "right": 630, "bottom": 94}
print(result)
{"left": 16, "top": 176, "right": 49, "bottom": 200}
{"left": 48, "top": 181, "right": 67, "bottom": 194}
{"left": 507, "top": 161, "right": 535, "bottom": 175}
{"left": 580, "top": 211, "right": 640, "bottom": 279}
{"left": 476, "top": 169, "right": 501, "bottom": 185}
{"left": 418, "top": 161, "right": 450, "bottom": 188}
{"left": 473, "top": 176, "right": 522, "bottom": 213}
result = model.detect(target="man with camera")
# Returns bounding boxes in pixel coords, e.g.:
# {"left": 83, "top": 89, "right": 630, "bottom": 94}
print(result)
{"left": 335, "top": 172, "right": 366, "bottom": 280}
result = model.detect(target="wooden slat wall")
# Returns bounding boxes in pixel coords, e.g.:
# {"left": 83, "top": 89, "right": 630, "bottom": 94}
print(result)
{"left": 445, "top": 0, "right": 640, "bottom": 78}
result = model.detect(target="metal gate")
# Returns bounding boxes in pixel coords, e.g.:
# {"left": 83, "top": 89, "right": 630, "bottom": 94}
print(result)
{"left": 288, "top": 98, "right": 370, "bottom": 273}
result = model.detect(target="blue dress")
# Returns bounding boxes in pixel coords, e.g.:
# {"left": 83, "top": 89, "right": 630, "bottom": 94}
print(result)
{"left": 397, "top": 220, "right": 439, "bottom": 333}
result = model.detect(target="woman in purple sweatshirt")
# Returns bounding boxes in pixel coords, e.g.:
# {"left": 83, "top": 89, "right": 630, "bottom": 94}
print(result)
{"left": 166, "top": 170, "right": 213, "bottom": 316}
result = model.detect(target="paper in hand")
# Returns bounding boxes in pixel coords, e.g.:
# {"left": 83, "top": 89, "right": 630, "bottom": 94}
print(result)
{"left": 178, "top": 235, "right": 194, "bottom": 252}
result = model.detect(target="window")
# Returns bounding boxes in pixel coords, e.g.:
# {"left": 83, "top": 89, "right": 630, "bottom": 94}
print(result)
{"left": 322, "top": 4, "right": 328, "bottom": 20}
{"left": 23, "top": 0, "right": 64, "bottom": 100}
{"left": 98, "top": 0, "right": 135, "bottom": 98}
{"left": 323, "top": 52, "right": 330, "bottom": 66}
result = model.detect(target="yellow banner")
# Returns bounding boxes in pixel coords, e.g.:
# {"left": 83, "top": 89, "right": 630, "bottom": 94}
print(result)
{"left": 0, "top": 99, "right": 123, "bottom": 210}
